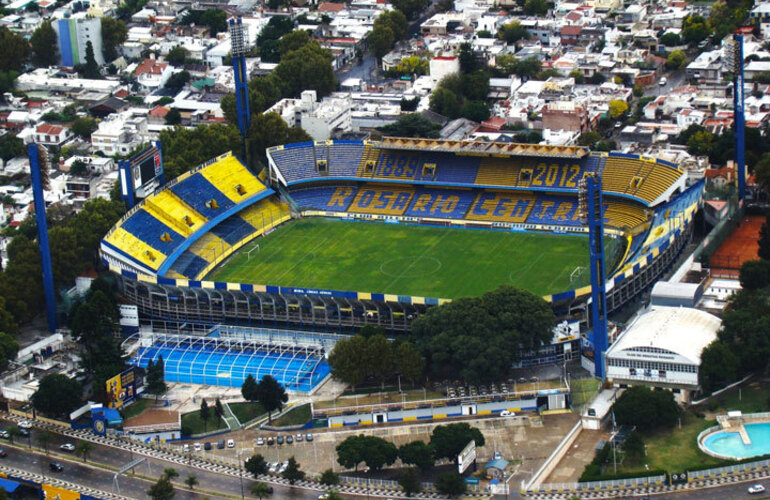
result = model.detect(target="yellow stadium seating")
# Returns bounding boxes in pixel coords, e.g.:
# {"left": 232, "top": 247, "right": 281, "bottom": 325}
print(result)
{"left": 604, "top": 199, "right": 649, "bottom": 229}
{"left": 200, "top": 155, "right": 266, "bottom": 203}
{"left": 602, "top": 157, "right": 682, "bottom": 204}
{"left": 239, "top": 197, "right": 291, "bottom": 229}
{"left": 466, "top": 191, "right": 536, "bottom": 223}
{"left": 188, "top": 232, "right": 229, "bottom": 262}
{"left": 357, "top": 144, "right": 380, "bottom": 177}
{"left": 475, "top": 158, "right": 535, "bottom": 187}
{"left": 143, "top": 190, "right": 207, "bottom": 237}
{"left": 347, "top": 185, "right": 415, "bottom": 215}
{"left": 104, "top": 227, "right": 166, "bottom": 270}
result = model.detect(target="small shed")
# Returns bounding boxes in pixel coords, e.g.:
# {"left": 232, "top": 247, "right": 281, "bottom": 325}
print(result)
{"left": 484, "top": 458, "right": 509, "bottom": 479}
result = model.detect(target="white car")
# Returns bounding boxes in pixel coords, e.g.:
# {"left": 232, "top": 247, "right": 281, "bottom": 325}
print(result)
{"left": 18, "top": 421, "right": 32, "bottom": 429}
{"left": 193, "top": 443, "right": 202, "bottom": 452}
{"left": 227, "top": 439, "right": 235, "bottom": 449}
{"left": 255, "top": 437, "right": 265, "bottom": 446}
{"left": 268, "top": 462, "right": 279, "bottom": 473}
{"left": 182, "top": 444, "right": 189, "bottom": 453}
{"left": 500, "top": 410, "right": 516, "bottom": 417}
{"left": 59, "top": 443, "right": 75, "bottom": 452}
{"left": 659, "top": 77, "right": 667, "bottom": 87}
{"left": 748, "top": 484, "right": 766, "bottom": 494}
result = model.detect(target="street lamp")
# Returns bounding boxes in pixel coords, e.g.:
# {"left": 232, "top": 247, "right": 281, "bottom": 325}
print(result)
{"left": 237, "top": 449, "right": 246, "bottom": 500}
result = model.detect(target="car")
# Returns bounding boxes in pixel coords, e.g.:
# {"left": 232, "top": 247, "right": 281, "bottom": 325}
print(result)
{"left": 18, "top": 421, "right": 32, "bottom": 429}
{"left": 59, "top": 443, "right": 75, "bottom": 452}
{"left": 748, "top": 484, "right": 766, "bottom": 494}
{"left": 227, "top": 439, "right": 235, "bottom": 449}
{"left": 295, "top": 433, "right": 303, "bottom": 442}
{"left": 318, "top": 494, "right": 330, "bottom": 500}
{"left": 276, "top": 436, "right": 284, "bottom": 445}
{"left": 286, "top": 435, "right": 293, "bottom": 444}
{"left": 659, "top": 77, "right": 667, "bottom": 86}
{"left": 18, "top": 428, "right": 29, "bottom": 437}
{"left": 49, "top": 462, "right": 63, "bottom": 472}
{"left": 268, "top": 462, "right": 279, "bottom": 473}
{"left": 305, "top": 433, "right": 313, "bottom": 442}
{"left": 279, "top": 461, "right": 289, "bottom": 473}
{"left": 193, "top": 443, "right": 202, "bottom": 452}
{"left": 267, "top": 437, "right": 275, "bottom": 446}
{"left": 0, "top": 448, "right": 6, "bottom": 458}
{"left": 500, "top": 410, "right": 516, "bottom": 417}
{"left": 182, "top": 444, "right": 190, "bottom": 453}
{"left": 0, "top": 430, "right": 8, "bottom": 439}
{"left": 256, "top": 437, "right": 265, "bottom": 446}
{"left": 217, "top": 440, "right": 225, "bottom": 450}
{"left": 204, "top": 442, "right": 212, "bottom": 451}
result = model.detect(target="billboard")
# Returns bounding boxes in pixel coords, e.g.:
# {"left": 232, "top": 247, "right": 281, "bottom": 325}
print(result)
{"left": 457, "top": 440, "right": 476, "bottom": 474}
{"left": 107, "top": 367, "right": 143, "bottom": 409}
{"left": 119, "top": 141, "right": 164, "bottom": 208}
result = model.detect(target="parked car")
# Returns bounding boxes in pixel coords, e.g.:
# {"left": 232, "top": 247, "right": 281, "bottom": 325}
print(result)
{"left": 193, "top": 443, "right": 202, "bottom": 452}
{"left": 500, "top": 410, "right": 516, "bottom": 417}
{"left": 295, "top": 433, "right": 303, "bottom": 442}
{"left": 0, "top": 430, "right": 8, "bottom": 439}
{"left": 267, "top": 437, "right": 275, "bottom": 446}
{"left": 305, "top": 433, "right": 313, "bottom": 442}
{"left": 255, "top": 437, "right": 265, "bottom": 446}
{"left": 18, "top": 421, "right": 32, "bottom": 429}
{"left": 49, "top": 462, "right": 63, "bottom": 472}
{"left": 59, "top": 443, "right": 75, "bottom": 452}
{"left": 227, "top": 439, "right": 235, "bottom": 449}
{"left": 268, "top": 462, "right": 279, "bottom": 473}
{"left": 748, "top": 484, "right": 766, "bottom": 494}
{"left": 659, "top": 77, "right": 667, "bottom": 87}
{"left": 217, "top": 440, "right": 225, "bottom": 450}
{"left": 279, "top": 461, "right": 289, "bottom": 473}
{"left": 286, "top": 435, "right": 293, "bottom": 444}
{"left": 0, "top": 448, "right": 6, "bottom": 457}
{"left": 276, "top": 436, "right": 284, "bottom": 445}
{"left": 204, "top": 442, "right": 212, "bottom": 451}
{"left": 182, "top": 444, "right": 189, "bottom": 453}
{"left": 18, "top": 428, "right": 29, "bottom": 437}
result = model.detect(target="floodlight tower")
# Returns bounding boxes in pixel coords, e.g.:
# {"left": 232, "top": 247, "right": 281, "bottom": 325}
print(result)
{"left": 579, "top": 173, "right": 608, "bottom": 379}
{"left": 27, "top": 143, "right": 57, "bottom": 332}
{"left": 726, "top": 34, "right": 746, "bottom": 200}
{"left": 230, "top": 17, "right": 251, "bottom": 160}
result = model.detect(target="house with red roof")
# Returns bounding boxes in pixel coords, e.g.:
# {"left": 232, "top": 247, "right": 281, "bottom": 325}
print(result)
{"left": 34, "top": 123, "right": 72, "bottom": 146}
{"left": 134, "top": 58, "right": 173, "bottom": 93}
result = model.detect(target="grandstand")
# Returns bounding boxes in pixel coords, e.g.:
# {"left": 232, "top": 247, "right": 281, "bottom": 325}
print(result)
{"left": 102, "top": 138, "right": 700, "bottom": 333}
{"left": 126, "top": 326, "right": 336, "bottom": 392}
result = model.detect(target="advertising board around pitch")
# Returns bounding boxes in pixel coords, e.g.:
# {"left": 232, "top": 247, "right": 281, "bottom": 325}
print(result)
{"left": 458, "top": 440, "right": 476, "bottom": 474}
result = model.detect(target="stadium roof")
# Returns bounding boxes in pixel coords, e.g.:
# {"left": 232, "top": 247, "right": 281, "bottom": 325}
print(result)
{"left": 377, "top": 137, "right": 589, "bottom": 158}
{"left": 607, "top": 306, "right": 720, "bottom": 365}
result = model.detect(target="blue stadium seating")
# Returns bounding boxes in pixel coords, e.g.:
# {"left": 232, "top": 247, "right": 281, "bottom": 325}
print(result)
{"left": 210, "top": 214, "right": 256, "bottom": 245}
{"left": 584, "top": 154, "right": 605, "bottom": 175}
{"left": 328, "top": 142, "right": 364, "bottom": 176}
{"left": 170, "top": 250, "right": 209, "bottom": 278}
{"left": 526, "top": 195, "right": 582, "bottom": 226}
{"left": 425, "top": 153, "right": 481, "bottom": 184}
{"left": 270, "top": 143, "right": 316, "bottom": 183}
{"left": 405, "top": 188, "right": 476, "bottom": 219}
{"left": 170, "top": 174, "right": 235, "bottom": 219}
{"left": 289, "top": 186, "right": 357, "bottom": 211}
{"left": 121, "top": 209, "right": 184, "bottom": 254}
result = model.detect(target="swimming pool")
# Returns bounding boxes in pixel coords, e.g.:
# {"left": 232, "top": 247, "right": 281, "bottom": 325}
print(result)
{"left": 702, "top": 422, "right": 770, "bottom": 459}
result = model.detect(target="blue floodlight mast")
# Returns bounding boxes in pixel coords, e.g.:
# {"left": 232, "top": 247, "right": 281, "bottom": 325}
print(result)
{"left": 732, "top": 34, "right": 746, "bottom": 201}
{"left": 28, "top": 143, "right": 57, "bottom": 332}
{"left": 230, "top": 17, "right": 251, "bottom": 161}
{"left": 580, "top": 174, "right": 608, "bottom": 379}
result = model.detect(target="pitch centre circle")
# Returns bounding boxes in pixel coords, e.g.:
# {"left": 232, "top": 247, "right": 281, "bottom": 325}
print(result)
{"left": 379, "top": 256, "right": 442, "bottom": 278}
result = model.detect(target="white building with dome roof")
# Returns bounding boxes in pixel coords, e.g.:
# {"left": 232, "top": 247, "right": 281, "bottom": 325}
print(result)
{"left": 605, "top": 305, "right": 720, "bottom": 403}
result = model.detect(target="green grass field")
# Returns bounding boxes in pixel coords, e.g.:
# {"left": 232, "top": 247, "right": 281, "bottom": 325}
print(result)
{"left": 207, "top": 218, "right": 619, "bottom": 299}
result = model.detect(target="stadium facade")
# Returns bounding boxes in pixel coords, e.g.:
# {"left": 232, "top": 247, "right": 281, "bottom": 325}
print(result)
{"left": 101, "top": 139, "right": 703, "bottom": 336}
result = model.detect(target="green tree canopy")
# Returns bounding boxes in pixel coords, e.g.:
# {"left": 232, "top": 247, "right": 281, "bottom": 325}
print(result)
{"left": 681, "top": 14, "right": 712, "bottom": 44}
{"left": 147, "top": 475, "right": 175, "bottom": 500}
{"left": 524, "top": 0, "right": 548, "bottom": 15}
{"left": 101, "top": 17, "right": 128, "bottom": 62}
{"left": 739, "top": 260, "right": 770, "bottom": 290}
{"left": 375, "top": 10, "right": 408, "bottom": 41}
{"left": 158, "top": 123, "right": 241, "bottom": 179}
{"left": 71, "top": 117, "right": 98, "bottom": 139}
{"left": 30, "top": 21, "right": 58, "bottom": 68}
{"left": 611, "top": 386, "right": 680, "bottom": 431}
{"left": 369, "top": 24, "right": 395, "bottom": 61}
{"left": 241, "top": 373, "right": 259, "bottom": 402}
{"left": 0, "top": 28, "right": 30, "bottom": 72}
{"left": 761, "top": 215, "right": 770, "bottom": 261}
{"left": 659, "top": 32, "right": 682, "bottom": 47}
{"left": 390, "top": 0, "right": 429, "bottom": 19}
{"left": 319, "top": 469, "right": 340, "bottom": 486}
{"left": 498, "top": 21, "right": 530, "bottom": 44}
{"left": 255, "top": 374, "right": 288, "bottom": 422}
{"left": 413, "top": 285, "right": 554, "bottom": 382}
{"left": 31, "top": 374, "right": 82, "bottom": 417}
{"left": 398, "top": 467, "right": 422, "bottom": 496}
{"left": 244, "top": 112, "right": 312, "bottom": 168}
{"left": 335, "top": 435, "right": 398, "bottom": 471}
{"left": 398, "top": 440, "right": 434, "bottom": 471}
{"left": 0, "top": 332, "right": 19, "bottom": 371}
{"left": 666, "top": 50, "right": 686, "bottom": 70}
{"left": 395, "top": 341, "right": 425, "bottom": 384}
{"left": 430, "top": 423, "right": 484, "bottom": 461}
{"left": 245, "top": 454, "right": 268, "bottom": 477}
{"left": 79, "top": 41, "right": 101, "bottom": 79}
{"left": 699, "top": 340, "right": 740, "bottom": 393}
{"left": 165, "top": 108, "right": 182, "bottom": 125}
{"left": 273, "top": 41, "right": 336, "bottom": 98}
{"left": 145, "top": 355, "right": 167, "bottom": 399}
{"left": 435, "top": 472, "right": 467, "bottom": 497}
{"left": 166, "top": 46, "right": 189, "bottom": 67}
{"left": 182, "top": 9, "right": 227, "bottom": 36}
{"left": 281, "top": 456, "right": 304, "bottom": 484}
{"left": 377, "top": 114, "right": 441, "bottom": 138}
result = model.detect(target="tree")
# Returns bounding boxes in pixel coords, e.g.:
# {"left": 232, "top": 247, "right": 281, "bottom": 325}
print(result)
{"left": 365, "top": 334, "right": 394, "bottom": 383}
{"left": 659, "top": 32, "right": 682, "bottom": 47}
{"left": 282, "top": 456, "right": 304, "bottom": 484}
{"left": 754, "top": 153, "right": 770, "bottom": 193}
{"left": 377, "top": 114, "right": 441, "bottom": 139}
{"left": 319, "top": 469, "right": 340, "bottom": 486}
{"left": 610, "top": 386, "right": 680, "bottom": 431}
{"left": 622, "top": 431, "right": 645, "bottom": 464}
{"left": 700, "top": 340, "right": 740, "bottom": 393}
{"left": 369, "top": 25, "right": 395, "bottom": 61}
{"left": 396, "top": 342, "right": 424, "bottom": 384}
{"left": 760, "top": 215, "right": 770, "bottom": 261}
{"left": 390, "top": 0, "right": 429, "bottom": 19}
{"left": 458, "top": 42, "right": 477, "bottom": 73}
{"left": 0, "top": 332, "right": 19, "bottom": 371}
{"left": 256, "top": 374, "right": 288, "bottom": 422}
{"left": 101, "top": 17, "right": 128, "bottom": 61}
{"left": 146, "top": 355, "right": 167, "bottom": 400}
{"left": 461, "top": 100, "right": 490, "bottom": 122}
{"left": 166, "top": 46, "right": 189, "bottom": 67}
{"left": 0, "top": 134, "right": 23, "bottom": 162}
{"left": 0, "top": 70, "right": 19, "bottom": 96}
{"left": 200, "top": 399, "right": 210, "bottom": 431}
{"left": 524, "top": 0, "right": 548, "bottom": 15}
{"left": 250, "top": 482, "right": 272, "bottom": 499}
{"left": 686, "top": 130, "right": 714, "bottom": 156}
{"left": 336, "top": 435, "right": 366, "bottom": 470}
{"left": 242, "top": 374, "right": 259, "bottom": 401}
{"left": 214, "top": 398, "right": 224, "bottom": 422}
{"left": 389, "top": 56, "right": 428, "bottom": 77}
{"left": 375, "top": 10, "right": 408, "bottom": 40}
{"left": 336, "top": 435, "right": 398, "bottom": 471}
{"left": 165, "top": 108, "right": 182, "bottom": 125}
{"left": 165, "top": 71, "right": 190, "bottom": 90}
{"left": 569, "top": 69, "right": 585, "bottom": 84}
{"left": 147, "top": 475, "right": 175, "bottom": 500}
{"left": 608, "top": 100, "right": 629, "bottom": 120}
{"left": 709, "top": 1, "right": 746, "bottom": 42}
{"left": 0, "top": 28, "right": 30, "bottom": 72}
{"left": 184, "top": 475, "right": 198, "bottom": 490}
{"left": 413, "top": 285, "right": 554, "bottom": 382}
{"left": 245, "top": 454, "right": 268, "bottom": 477}
{"left": 80, "top": 41, "right": 101, "bottom": 79}
{"left": 666, "top": 50, "right": 686, "bottom": 70}
{"left": 244, "top": 112, "right": 312, "bottom": 168}
{"left": 578, "top": 131, "right": 601, "bottom": 147}
{"left": 398, "top": 467, "right": 422, "bottom": 496}
{"left": 430, "top": 423, "right": 485, "bottom": 461}
{"left": 37, "top": 430, "right": 53, "bottom": 454}
{"left": 429, "top": 87, "right": 462, "bottom": 119}
{"left": 587, "top": 72, "right": 606, "bottom": 84}
{"left": 158, "top": 123, "right": 241, "bottom": 179}
{"left": 163, "top": 468, "right": 179, "bottom": 480}
{"left": 498, "top": 21, "right": 530, "bottom": 44}
{"left": 273, "top": 41, "right": 336, "bottom": 98}
{"left": 75, "top": 440, "right": 94, "bottom": 463}
{"left": 31, "top": 374, "right": 82, "bottom": 417}
{"left": 682, "top": 14, "right": 712, "bottom": 44}
{"left": 5, "top": 426, "right": 19, "bottom": 444}
{"left": 398, "top": 441, "right": 434, "bottom": 471}
{"left": 739, "top": 260, "right": 770, "bottom": 290}
{"left": 30, "top": 21, "right": 58, "bottom": 68}
{"left": 435, "top": 472, "right": 467, "bottom": 497}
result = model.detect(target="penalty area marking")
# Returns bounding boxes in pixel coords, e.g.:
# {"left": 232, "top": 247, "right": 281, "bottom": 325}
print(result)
{"left": 379, "top": 256, "right": 443, "bottom": 278}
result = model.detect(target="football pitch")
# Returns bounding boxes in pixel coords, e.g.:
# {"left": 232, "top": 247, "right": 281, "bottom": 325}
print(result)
{"left": 207, "top": 218, "right": 620, "bottom": 299}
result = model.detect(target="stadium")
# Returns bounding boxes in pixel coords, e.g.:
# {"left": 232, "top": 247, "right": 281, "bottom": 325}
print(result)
{"left": 102, "top": 138, "right": 702, "bottom": 388}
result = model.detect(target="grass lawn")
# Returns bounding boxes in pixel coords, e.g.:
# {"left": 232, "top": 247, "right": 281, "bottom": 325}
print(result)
{"left": 120, "top": 398, "right": 152, "bottom": 420}
{"left": 181, "top": 410, "right": 228, "bottom": 435}
{"left": 705, "top": 380, "right": 770, "bottom": 414}
{"left": 207, "top": 218, "right": 620, "bottom": 299}
{"left": 270, "top": 403, "right": 312, "bottom": 427}
{"left": 229, "top": 402, "right": 266, "bottom": 424}
{"left": 570, "top": 377, "right": 601, "bottom": 410}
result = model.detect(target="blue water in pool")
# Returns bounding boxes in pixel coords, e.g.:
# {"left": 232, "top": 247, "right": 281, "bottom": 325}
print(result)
{"left": 703, "top": 423, "right": 770, "bottom": 459}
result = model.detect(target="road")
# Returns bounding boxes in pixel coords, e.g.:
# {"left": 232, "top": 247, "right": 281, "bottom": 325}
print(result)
{"left": 644, "top": 70, "right": 687, "bottom": 98}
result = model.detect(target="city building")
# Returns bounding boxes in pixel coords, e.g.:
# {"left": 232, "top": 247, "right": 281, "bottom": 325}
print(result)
{"left": 53, "top": 15, "right": 104, "bottom": 67}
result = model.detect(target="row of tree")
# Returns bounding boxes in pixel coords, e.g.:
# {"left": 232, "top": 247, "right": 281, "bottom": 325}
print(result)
{"left": 241, "top": 374, "right": 288, "bottom": 422}
{"left": 327, "top": 332, "right": 424, "bottom": 386}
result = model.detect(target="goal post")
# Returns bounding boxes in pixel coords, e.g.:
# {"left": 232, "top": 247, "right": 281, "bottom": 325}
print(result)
{"left": 570, "top": 266, "right": 586, "bottom": 283}
{"left": 246, "top": 244, "right": 260, "bottom": 261}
